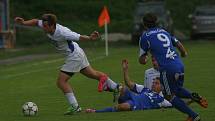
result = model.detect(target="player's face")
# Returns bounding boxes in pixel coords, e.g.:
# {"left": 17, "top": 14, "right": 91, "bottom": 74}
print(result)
{"left": 151, "top": 57, "right": 159, "bottom": 69}
{"left": 151, "top": 79, "right": 161, "bottom": 93}
{"left": 42, "top": 22, "right": 55, "bottom": 34}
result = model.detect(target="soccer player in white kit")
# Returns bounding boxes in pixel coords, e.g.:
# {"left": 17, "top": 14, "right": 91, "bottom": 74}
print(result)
{"left": 14, "top": 13, "right": 118, "bottom": 115}
{"left": 144, "top": 56, "right": 160, "bottom": 90}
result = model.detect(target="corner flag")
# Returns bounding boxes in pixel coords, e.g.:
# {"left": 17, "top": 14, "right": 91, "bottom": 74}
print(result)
{"left": 98, "top": 6, "right": 110, "bottom": 27}
{"left": 98, "top": 6, "right": 110, "bottom": 56}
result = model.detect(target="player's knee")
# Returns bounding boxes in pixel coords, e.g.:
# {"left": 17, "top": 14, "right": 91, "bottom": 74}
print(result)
{"left": 56, "top": 79, "right": 67, "bottom": 88}
{"left": 119, "top": 86, "right": 126, "bottom": 96}
{"left": 116, "top": 103, "right": 131, "bottom": 111}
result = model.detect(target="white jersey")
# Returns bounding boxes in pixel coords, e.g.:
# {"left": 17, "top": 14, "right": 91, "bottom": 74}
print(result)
{"left": 144, "top": 68, "right": 160, "bottom": 90}
{"left": 38, "top": 20, "right": 89, "bottom": 72}
{"left": 38, "top": 20, "right": 81, "bottom": 56}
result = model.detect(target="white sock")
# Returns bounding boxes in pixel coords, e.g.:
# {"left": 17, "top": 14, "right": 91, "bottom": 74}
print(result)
{"left": 65, "top": 92, "right": 79, "bottom": 107}
{"left": 106, "top": 78, "right": 117, "bottom": 90}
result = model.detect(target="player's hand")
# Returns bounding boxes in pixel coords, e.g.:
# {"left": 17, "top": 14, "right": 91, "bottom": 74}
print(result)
{"left": 181, "top": 52, "right": 188, "bottom": 58}
{"left": 14, "top": 17, "right": 24, "bottom": 24}
{"left": 90, "top": 31, "right": 100, "bottom": 40}
{"left": 122, "top": 59, "right": 129, "bottom": 71}
{"left": 139, "top": 54, "right": 148, "bottom": 65}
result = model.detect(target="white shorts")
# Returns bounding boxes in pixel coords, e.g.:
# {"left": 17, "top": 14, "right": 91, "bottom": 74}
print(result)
{"left": 61, "top": 47, "right": 89, "bottom": 73}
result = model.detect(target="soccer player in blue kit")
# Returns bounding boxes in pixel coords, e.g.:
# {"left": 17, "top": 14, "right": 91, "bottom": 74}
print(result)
{"left": 85, "top": 59, "right": 172, "bottom": 113}
{"left": 139, "top": 13, "right": 208, "bottom": 121}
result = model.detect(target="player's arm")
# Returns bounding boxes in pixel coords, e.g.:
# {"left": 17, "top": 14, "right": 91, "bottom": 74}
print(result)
{"left": 79, "top": 31, "right": 100, "bottom": 41}
{"left": 176, "top": 41, "right": 188, "bottom": 57}
{"left": 122, "top": 59, "right": 135, "bottom": 89}
{"left": 65, "top": 30, "right": 99, "bottom": 42}
{"left": 139, "top": 36, "right": 149, "bottom": 65}
{"left": 171, "top": 36, "right": 187, "bottom": 57}
{"left": 122, "top": 59, "right": 145, "bottom": 93}
{"left": 14, "top": 17, "right": 38, "bottom": 26}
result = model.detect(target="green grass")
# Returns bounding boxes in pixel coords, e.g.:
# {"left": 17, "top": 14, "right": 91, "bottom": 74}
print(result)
{"left": 0, "top": 41, "right": 215, "bottom": 121}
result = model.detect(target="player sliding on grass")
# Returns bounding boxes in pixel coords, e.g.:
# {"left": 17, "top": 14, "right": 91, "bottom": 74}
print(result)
{"left": 14, "top": 13, "right": 117, "bottom": 115}
{"left": 85, "top": 59, "right": 172, "bottom": 113}
{"left": 139, "top": 13, "right": 208, "bottom": 121}
{"left": 85, "top": 60, "right": 208, "bottom": 114}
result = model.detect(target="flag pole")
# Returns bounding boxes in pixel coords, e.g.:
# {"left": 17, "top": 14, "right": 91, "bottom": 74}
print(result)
{"left": 105, "top": 20, "right": 108, "bottom": 56}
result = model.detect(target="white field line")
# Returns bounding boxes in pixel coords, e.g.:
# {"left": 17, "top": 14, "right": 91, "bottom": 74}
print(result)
{"left": 0, "top": 55, "right": 106, "bottom": 79}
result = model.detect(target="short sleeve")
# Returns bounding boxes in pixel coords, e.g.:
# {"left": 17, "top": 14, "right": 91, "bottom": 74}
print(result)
{"left": 131, "top": 83, "right": 145, "bottom": 94}
{"left": 64, "top": 28, "right": 80, "bottom": 41}
{"left": 171, "top": 36, "right": 179, "bottom": 47}
{"left": 158, "top": 99, "right": 172, "bottom": 108}
{"left": 158, "top": 92, "right": 172, "bottom": 107}
{"left": 139, "top": 35, "right": 149, "bottom": 57}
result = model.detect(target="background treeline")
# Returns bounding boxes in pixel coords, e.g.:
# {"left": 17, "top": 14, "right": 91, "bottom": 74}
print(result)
{"left": 10, "top": 0, "right": 215, "bottom": 45}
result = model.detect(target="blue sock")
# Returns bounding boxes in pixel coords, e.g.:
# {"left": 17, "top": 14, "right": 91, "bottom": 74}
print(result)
{"left": 176, "top": 87, "right": 192, "bottom": 99}
{"left": 95, "top": 107, "right": 117, "bottom": 113}
{"left": 170, "top": 96, "right": 198, "bottom": 118}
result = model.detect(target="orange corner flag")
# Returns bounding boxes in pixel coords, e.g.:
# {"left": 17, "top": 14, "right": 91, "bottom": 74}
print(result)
{"left": 98, "top": 6, "right": 110, "bottom": 27}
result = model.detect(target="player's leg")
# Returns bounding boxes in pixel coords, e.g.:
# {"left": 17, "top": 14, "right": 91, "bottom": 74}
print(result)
{"left": 117, "top": 86, "right": 140, "bottom": 106}
{"left": 86, "top": 107, "right": 117, "bottom": 113}
{"left": 75, "top": 47, "right": 118, "bottom": 92}
{"left": 94, "top": 103, "right": 131, "bottom": 113}
{"left": 56, "top": 71, "right": 73, "bottom": 93}
{"left": 115, "top": 103, "right": 131, "bottom": 111}
{"left": 56, "top": 71, "right": 81, "bottom": 115}
{"left": 80, "top": 65, "right": 118, "bottom": 92}
{"left": 89, "top": 102, "right": 131, "bottom": 113}
{"left": 190, "top": 92, "right": 208, "bottom": 108}
{"left": 85, "top": 89, "right": 132, "bottom": 113}
{"left": 176, "top": 85, "right": 208, "bottom": 108}
{"left": 85, "top": 102, "right": 131, "bottom": 113}
{"left": 174, "top": 76, "right": 193, "bottom": 99}
{"left": 173, "top": 73, "right": 208, "bottom": 108}
{"left": 85, "top": 88, "right": 134, "bottom": 113}
{"left": 160, "top": 70, "right": 200, "bottom": 121}
{"left": 117, "top": 86, "right": 131, "bottom": 103}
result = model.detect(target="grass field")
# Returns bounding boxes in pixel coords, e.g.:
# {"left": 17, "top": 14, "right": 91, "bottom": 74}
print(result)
{"left": 0, "top": 41, "right": 215, "bottom": 121}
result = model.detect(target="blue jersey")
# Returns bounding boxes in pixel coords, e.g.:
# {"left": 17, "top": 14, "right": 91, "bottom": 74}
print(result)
{"left": 139, "top": 28, "right": 183, "bottom": 70}
{"left": 122, "top": 88, "right": 164, "bottom": 110}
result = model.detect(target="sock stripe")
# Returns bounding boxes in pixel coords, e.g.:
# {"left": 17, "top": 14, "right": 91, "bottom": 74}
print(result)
{"left": 194, "top": 116, "right": 200, "bottom": 121}
{"left": 162, "top": 71, "right": 171, "bottom": 95}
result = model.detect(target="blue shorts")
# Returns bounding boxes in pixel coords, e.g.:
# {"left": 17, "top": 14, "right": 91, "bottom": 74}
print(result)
{"left": 118, "top": 88, "right": 140, "bottom": 111}
{"left": 160, "top": 65, "right": 184, "bottom": 96}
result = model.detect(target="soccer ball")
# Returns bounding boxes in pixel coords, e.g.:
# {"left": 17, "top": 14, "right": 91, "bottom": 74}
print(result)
{"left": 22, "top": 102, "right": 38, "bottom": 116}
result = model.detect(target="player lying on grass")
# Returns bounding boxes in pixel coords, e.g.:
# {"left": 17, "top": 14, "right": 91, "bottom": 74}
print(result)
{"left": 85, "top": 60, "right": 208, "bottom": 114}
{"left": 85, "top": 59, "right": 172, "bottom": 113}
{"left": 14, "top": 13, "right": 117, "bottom": 115}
